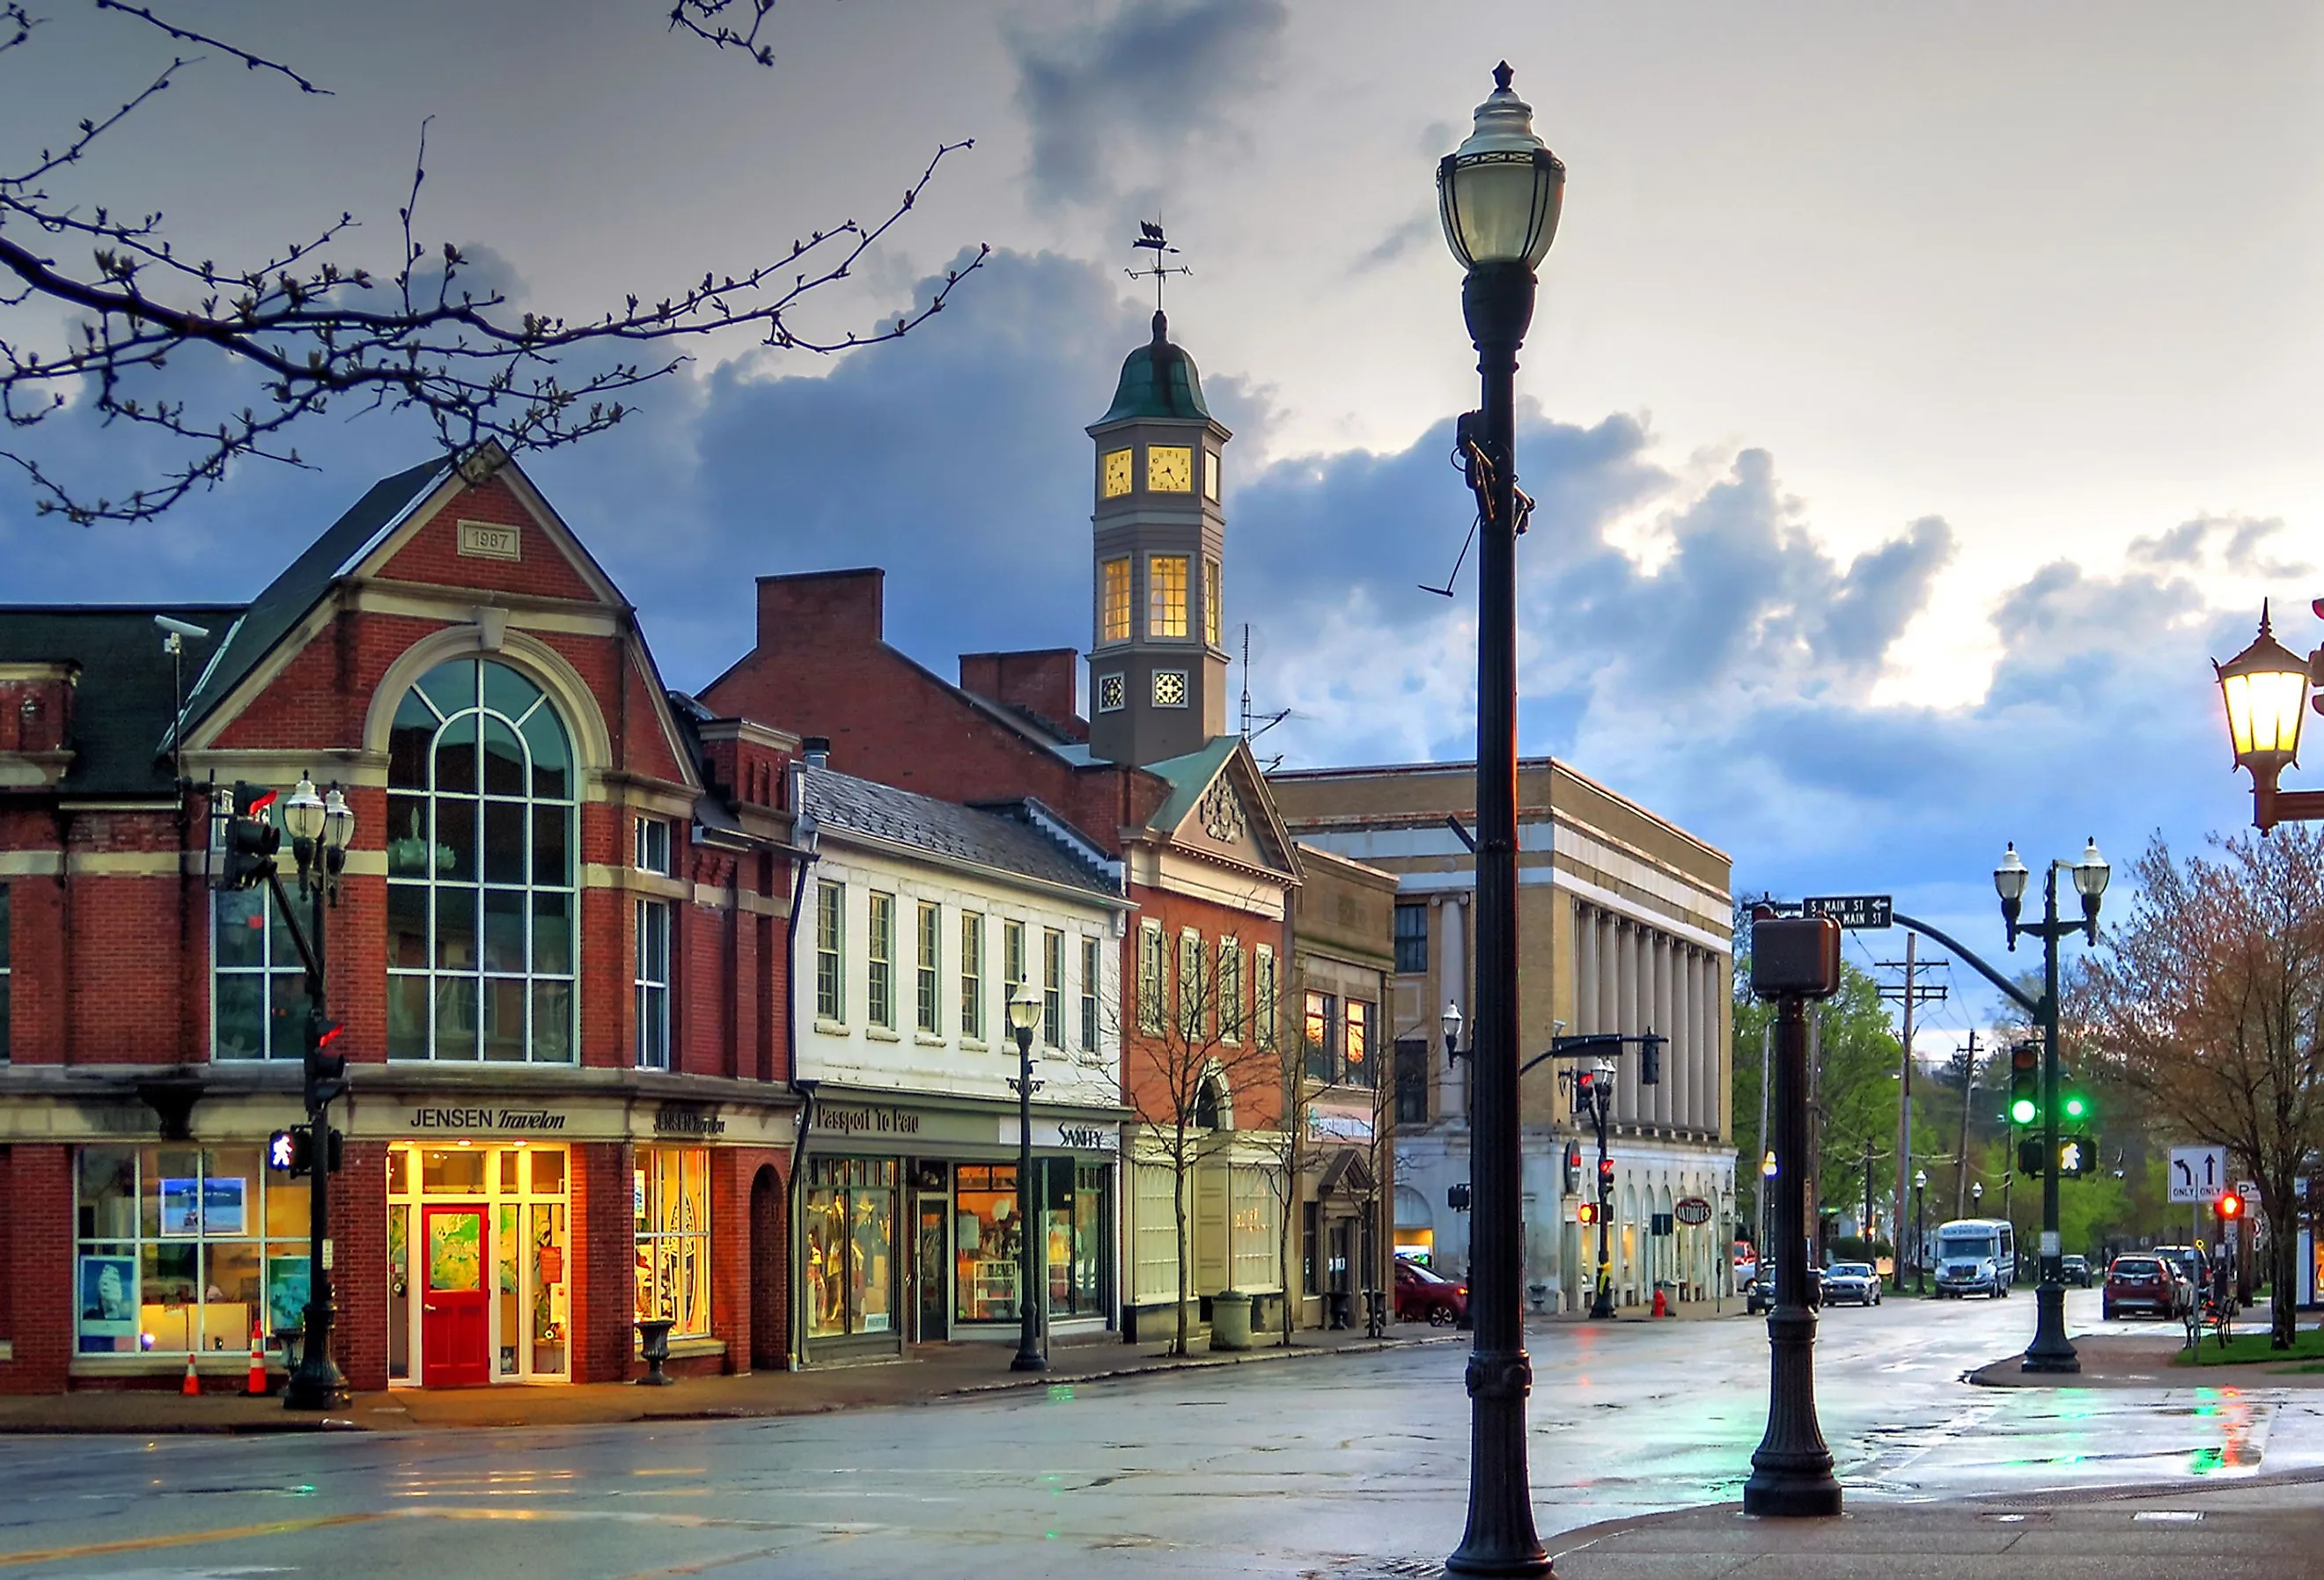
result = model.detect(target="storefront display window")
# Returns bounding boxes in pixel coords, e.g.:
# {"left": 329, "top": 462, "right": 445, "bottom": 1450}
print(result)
{"left": 955, "top": 1160, "right": 1107, "bottom": 1323}
{"left": 386, "top": 1143, "right": 569, "bottom": 1384}
{"left": 805, "top": 1157, "right": 894, "bottom": 1340}
{"left": 74, "top": 1146, "right": 309, "bottom": 1356}
{"left": 634, "top": 1147, "right": 710, "bottom": 1337}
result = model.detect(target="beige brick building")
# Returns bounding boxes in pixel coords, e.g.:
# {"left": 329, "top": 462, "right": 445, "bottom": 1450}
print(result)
{"left": 1268, "top": 758, "right": 1736, "bottom": 1312}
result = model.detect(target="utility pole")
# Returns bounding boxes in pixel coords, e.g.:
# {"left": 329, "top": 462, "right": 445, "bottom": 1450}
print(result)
{"left": 1952, "top": 1029, "right": 1980, "bottom": 1221}
{"left": 1877, "top": 935, "right": 1946, "bottom": 1293}
{"left": 1861, "top": 1136, "right": 1875, "bottom": 1245}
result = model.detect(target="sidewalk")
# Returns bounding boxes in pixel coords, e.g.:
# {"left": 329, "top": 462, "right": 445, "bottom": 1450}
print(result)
{"left": 1543, "top": 1473, "right": 2324, "bottom": 1577}
{"left": 0, "top": 1321, "right": 1462, "bottom": 1434}
{"left": 1968, "top": 1326, "right": 2324, "bottom": 1389}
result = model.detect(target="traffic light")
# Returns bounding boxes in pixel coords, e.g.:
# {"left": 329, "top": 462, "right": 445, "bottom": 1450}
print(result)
{"left": 1447, "top": 1182, "right": 1473, "bottom": 1212}
{"left": 219, "top": 783, "right": 281, "bottom": 891}
{"left": 1572, "top": 1069, "right": 1595, "bottom": 1119}
{"left": 2018, "top": 1136, "right": 2046, "bottom": 1176}
{"left": 1578, "top": 1202, "right": 1599, "bottom": 1226}
{"left": 1639, "top": 1033, "right": 1662, "bottom": 1087}
{"left": 1598, "top": 1156, "right": 1616, "bottom": 1192}
{"left": 2216, "top": 1189, "right": 2245, "bottom": 1224}
{"left": 324, "top": 1127, "right": 344, "bottom": 1173}
{"left": 304, "top": 1013, "right": 347, "bottom": 1109}
{"left": 268, "top": 1125, "right": 313, "bottom": 1179}
{"left": 2061, "top": 1091, "right": 2089, "bottom": 1124}
{"left": 2009, "top": 1042, "right": 2039, "bottom": 1126}
{"left": 2056, "top": 1135, "right": 2091, "bottom": 1177}
{"left": 1562, "top": 1141, "right": 1583, "bottom": 1193}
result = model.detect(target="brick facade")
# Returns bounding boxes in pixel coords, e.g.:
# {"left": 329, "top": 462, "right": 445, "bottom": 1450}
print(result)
{"left": 0, "top": 455, "right": 804, "bottom": 1393}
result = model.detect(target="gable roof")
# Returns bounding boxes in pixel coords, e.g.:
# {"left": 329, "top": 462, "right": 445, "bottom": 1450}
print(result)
{"left": 178, "top": 455, "right": 452, "bottom": 732}
{"left": 1140, "top": 734, "right": 1301, "bottom": 879}
{"left": 0, "top": 604, "right": 240, "bottom": 796}
{"left": 798, "top": 766, "right": 1123, "bottom": 902}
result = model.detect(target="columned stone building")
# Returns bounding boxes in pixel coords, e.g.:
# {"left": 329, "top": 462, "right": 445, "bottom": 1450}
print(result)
{"left": 1269, "top": 758, "right": 1735, "bottom": 1312}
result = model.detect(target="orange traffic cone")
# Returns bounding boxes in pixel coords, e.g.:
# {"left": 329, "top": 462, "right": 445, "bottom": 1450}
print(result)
{"left": 180, "top": 1354, "right": 201, "bottom": 1397}
{"left": 245, "top": 1343, "right": 268, "bottom": 1397}
{"left": 1651, "top": 1286, "right": 1669, "bottom": 1319}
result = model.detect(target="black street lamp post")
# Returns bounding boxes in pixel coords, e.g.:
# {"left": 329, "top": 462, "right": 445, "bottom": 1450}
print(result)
{"left": 1912, "top": 1169, "right": 1927, "bottom": 1296}
{"left": 277, "top": 775, "right": 352, "bottom": 1411}
{"left": 1437, "top": 60, "right": 1563, "bottom": 1579}
{"left": 1743, "top": 911, "right": 1844, "bottom": 1518}
{"left": 1006, "top": 994, "right": 1047, "bottom": 1373}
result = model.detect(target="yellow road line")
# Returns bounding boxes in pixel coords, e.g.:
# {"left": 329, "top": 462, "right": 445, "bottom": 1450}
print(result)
{"left": 0, "top": 1512, "right": 386, "bottom": 1569}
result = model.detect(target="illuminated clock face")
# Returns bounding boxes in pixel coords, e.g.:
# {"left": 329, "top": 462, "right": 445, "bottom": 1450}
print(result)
{"left": 1152, "top": 670, "right": 1188, "bottom": 709}
{"left": 1101, "top": 448, "right": 1133, "bottom": 499}
{"left": 1147, "top": 445, "right": 1193, "bottom": 493}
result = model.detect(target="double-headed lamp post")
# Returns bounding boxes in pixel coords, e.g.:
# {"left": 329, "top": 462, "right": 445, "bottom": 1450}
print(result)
{"left": 1438, "top": 59, "right": 1563, "bottom": 1580}
{"left": 1993, "top": 835, "right": 2108, "bottom": 1373}
{"left": 281, "top": 773, "right": 353, "bottom": 1411}
{"left": 2213, "top": 602, "right": 2324, "bottom": 830}
{"left": 1005, "top": 994, "right": 1047, "bottom": 1373}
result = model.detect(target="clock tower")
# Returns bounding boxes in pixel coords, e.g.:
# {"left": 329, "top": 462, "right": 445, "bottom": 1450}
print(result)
{"left": 1086, "top": 309, "right": 1232, "bottom": 768}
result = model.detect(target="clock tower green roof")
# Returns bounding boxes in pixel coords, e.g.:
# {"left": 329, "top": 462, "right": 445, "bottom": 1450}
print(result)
{"left": 1097, "top": 310, "right": 1210, "bottom": 423}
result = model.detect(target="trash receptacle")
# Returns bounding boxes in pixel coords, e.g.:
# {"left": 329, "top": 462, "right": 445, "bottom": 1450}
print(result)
{"left": 1327, "top": 1290, "right": 1351, "bottom": 1330}
{"left": 1210, "top": 1290, "right": 1253, "bottom": 1351}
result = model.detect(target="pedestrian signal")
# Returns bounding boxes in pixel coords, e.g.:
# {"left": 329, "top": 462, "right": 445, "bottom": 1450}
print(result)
{"left": 1578, "top": 1202, "right": 1598, "bottom": 1226}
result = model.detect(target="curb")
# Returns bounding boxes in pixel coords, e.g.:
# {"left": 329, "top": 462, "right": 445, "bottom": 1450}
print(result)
{"left": 936, "top": 1330, "right": 1466, "bottom": 1399}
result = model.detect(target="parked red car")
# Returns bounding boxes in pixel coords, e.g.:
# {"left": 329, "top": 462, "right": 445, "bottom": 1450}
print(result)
{"left": 2102, "top": 1253, "right": 2184, "bottom": 1321}
{"left": 1395, "top": 1258, "right": 1469, "bottom": 1325}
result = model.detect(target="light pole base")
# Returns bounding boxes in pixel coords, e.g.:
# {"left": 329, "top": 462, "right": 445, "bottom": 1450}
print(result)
{"left": 1742, "top": 1462, "right": 1844, "bottom": 1518}
{"left": 1444, "top": 1546, "right": 1554, "bottom": 1577}
{"left": 282, "top": 1363, "right": 349, "bottom": 1411}
{"left": 1008, "top": 1350, "right": 1048, "bottom": 1373}
{"left": 2021, "top": 1282, "right": 2079, "bottom": 1373}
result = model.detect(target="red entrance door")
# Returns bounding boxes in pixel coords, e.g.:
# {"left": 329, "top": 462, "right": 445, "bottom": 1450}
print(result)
{"left": 420, "top": 1206, "right": 489, "bottom": 1387}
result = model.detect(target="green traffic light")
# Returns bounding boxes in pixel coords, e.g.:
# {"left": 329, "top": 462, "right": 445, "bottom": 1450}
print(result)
{"left": 2010, "top": 1097, "right": 2038, "bottom": 1125}
{"left": 2063, "top": 1094, "right": 2088, "bottom": 1120}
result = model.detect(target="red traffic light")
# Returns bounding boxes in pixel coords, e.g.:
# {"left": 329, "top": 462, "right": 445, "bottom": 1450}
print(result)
{"left": 2217, "top": 1190, "right": 2245, "bottom": 1220}
{"left": 1598, "top": 1157, "right": 1615, "bottom": 1184}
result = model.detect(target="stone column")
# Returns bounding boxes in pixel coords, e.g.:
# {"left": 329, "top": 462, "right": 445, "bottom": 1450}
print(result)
{"left": 1615, "top": 921, "right": 1638, "bottom": 1122}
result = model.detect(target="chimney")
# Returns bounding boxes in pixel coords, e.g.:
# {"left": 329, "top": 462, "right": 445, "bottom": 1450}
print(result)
{"left": 957, "top": 648, "right": 1086, "bottom": 742}
{"left": 801, "top": 736, "right": 831, "bottom": 769}
{"left": 755, "top": 569, "right": 885, "bottom": 651}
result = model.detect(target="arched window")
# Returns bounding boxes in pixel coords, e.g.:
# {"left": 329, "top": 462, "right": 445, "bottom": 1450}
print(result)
{"left": 385, "top": 659, "right": 575, "bottom": 1062}
{"left": 1195, "top": 1070, "right": 1227, "bottom": 1130}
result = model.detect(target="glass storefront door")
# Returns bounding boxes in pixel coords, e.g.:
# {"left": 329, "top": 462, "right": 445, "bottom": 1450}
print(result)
{"left": 915, "top": 1194, "right": 949, "bottom": 1342}
{"left": 388, "top": 1143, "right": 570, "bottom": 1385}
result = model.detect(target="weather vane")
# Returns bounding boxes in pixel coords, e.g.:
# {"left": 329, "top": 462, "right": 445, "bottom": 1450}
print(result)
{"left": 1126, "top": 221, "right": 1191, "bottom": 315}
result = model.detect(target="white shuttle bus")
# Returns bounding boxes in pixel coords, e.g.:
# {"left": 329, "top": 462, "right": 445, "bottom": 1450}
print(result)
{"left": 1932, "top": 1217, "right": 2016, "bottom": 1298}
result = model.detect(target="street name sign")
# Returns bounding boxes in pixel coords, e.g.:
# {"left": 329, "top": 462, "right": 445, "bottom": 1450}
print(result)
{"left": 1803, "top": 894, "right": 1893, "bottom": 930}
{"left": 2168, "top": 1145, "right": 2228, "bottom": 1203}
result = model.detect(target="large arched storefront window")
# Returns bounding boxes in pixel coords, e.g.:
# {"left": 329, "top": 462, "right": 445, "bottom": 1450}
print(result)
{"left": 386, "top": 658, "right": 576, "bottom": 1062}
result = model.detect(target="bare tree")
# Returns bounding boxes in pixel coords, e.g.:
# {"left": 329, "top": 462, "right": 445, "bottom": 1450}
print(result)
{"left": 2076, "top": 827, "right": 2324, "bottom": 1349}
{"left": 1122, "top": 932, "right": 1285, "bottom": 1358}
{"left": 1, "top": 0, "right": 984, "bottom": 523}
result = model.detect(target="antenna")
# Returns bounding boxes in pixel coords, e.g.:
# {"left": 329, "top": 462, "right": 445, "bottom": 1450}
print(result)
{"left": 1126, "top": 220, "right": 1192, "bottom": 315}
{"left": 1237, "top": 623, "right": 1291, "bottom": 770}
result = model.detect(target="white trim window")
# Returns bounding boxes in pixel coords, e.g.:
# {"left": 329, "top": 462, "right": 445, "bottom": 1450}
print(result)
{"left": 1137, "top": 922, "right": 1166, "bottom": 1035}
{"left": 815, "top": 881, "right": 846, "bottom": 1024}
{"left": 211, "top": 796, "right": 307, "bottom": 1060}
{"left": 916, "top": 900, "right": 942, "bottom": 1035}
{"left": 1254, "top": 944, "right": 1278, "bottom": 1052}
{"left": 960, "top": 912, "right": 984, "bottom": 1040}
{"left": 384, "top": 658, "right": 577, "bottom": 1062}
{"left": 867, "top": 892, "right": 896, "bottom": 1030}
{"left": 1217, "top": 937, "right": 1243, "bottom": 1043}
{"left": 1042, "top": 928, "right": 1065, "bottom": 1048}
{"left": 1079, "top": 936, "right": 1100, "bottom": 1055}
{"left": 1004, "top": 919, "right": 1028, "bottom": 1017}
{"left": 1178, "top": 930, "right": 1204, "bottom": 1041}
{"left": 634, "top": 817, "right": 673, "bottom": 1070}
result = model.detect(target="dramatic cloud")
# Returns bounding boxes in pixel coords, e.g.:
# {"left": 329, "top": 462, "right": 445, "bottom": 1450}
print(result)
{"left": 1010, "top": 0, "right": 1289, "bottom": 206}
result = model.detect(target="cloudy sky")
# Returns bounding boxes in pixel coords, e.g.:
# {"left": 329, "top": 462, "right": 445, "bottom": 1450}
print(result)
{"left": 5, "top": 0, "right": 2320, "bottom": 1035}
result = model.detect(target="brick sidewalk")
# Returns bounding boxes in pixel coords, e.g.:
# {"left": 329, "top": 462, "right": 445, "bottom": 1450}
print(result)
{"left": 0, "top": 1322, "right": 1463, "bottom": 1434}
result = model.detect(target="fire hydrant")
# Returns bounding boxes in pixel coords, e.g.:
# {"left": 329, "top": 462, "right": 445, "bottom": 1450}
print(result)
{"left": 1651, "top": 1286, "right": 1669, "bottom": 1319}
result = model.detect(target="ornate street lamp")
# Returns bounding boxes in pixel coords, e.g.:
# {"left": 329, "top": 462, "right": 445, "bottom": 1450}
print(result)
{"left": 1437, "top": 60, "right": 1564, "bottom": 1579}
{"left": 1006, "top": 994, "right": 1047, "bottom": 1374}
{"left": 2212, "top": 603, "right": 2324, "bottom": 831}
{"left": 282, "top": 773, "right": 354, "bottom": 1411}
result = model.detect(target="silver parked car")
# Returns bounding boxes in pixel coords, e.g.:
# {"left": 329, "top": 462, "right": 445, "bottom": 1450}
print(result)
{"left": 1821, "top": 1261, "right": 1880, "bottom": 1307}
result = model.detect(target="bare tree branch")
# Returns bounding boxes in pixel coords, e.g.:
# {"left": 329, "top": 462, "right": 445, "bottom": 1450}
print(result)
{"left": 0, "top": 2, "right": 985, "bottom": 523}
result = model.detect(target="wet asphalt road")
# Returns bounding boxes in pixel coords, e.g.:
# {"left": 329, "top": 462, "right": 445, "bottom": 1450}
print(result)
{"left": 4, "top": 1288, "right": 2318, "bottom": 1579}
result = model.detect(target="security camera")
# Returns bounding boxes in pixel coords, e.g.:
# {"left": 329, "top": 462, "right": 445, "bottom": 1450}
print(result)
{"left": 153, "top": 614, "right": 210, "bottom": 640}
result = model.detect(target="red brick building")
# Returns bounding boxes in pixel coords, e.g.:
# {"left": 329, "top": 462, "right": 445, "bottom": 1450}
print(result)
{"left": 0, "top": 447, "right": 804, "bottom": 1393}
{"left": 705, "top": 312, "right": 1317, "bottom": 1338}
